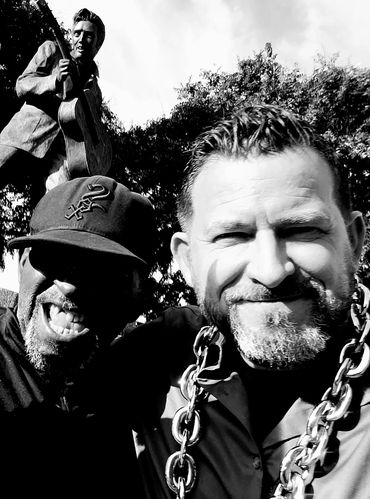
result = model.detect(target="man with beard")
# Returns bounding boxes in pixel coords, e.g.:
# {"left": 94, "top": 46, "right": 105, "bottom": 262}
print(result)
{"left": 0, "top": 175, "right": 155, "bottom": 497}
{"left": 0, "top": 8, "right": 109, "bottom": 191}
{"left": 113, "top": 104, "right": 369, "bottom": 498}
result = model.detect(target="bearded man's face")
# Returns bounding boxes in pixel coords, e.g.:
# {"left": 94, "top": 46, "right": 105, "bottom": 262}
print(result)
{"left": 171, "top": 148, "right": 365, "bottom": 369}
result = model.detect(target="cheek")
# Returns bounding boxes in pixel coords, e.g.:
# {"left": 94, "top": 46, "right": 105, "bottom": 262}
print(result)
{"left": 288, "top": 242, "right": 347, "bottom": 289}
{"left": 17, "top": 285, "right": 38, "bottom": 333}
{"left": 193, "top": 246, "right": 246, "bottom": 302}
{"left": 18, "top": 265, "right": 49, "bottom": 328}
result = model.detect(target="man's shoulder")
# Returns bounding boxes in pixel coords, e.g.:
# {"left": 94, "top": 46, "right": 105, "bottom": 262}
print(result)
{"left": 0, "top": 306, "right": 20, "bottom": 340}
{"left": 129, "top": 304, "right": 207, "bottom": 339}
{"left": 35, "top": 40, "right": 59, "bottom": 58}
{"left": 113, "top": 305, "right": 207, "bottom": 367}
{"left": 0, "top": 306, "right": 8, "bottom": 321}
{"left": 161, "top": 304, "right": 207, "bottom": 330}
{"left": 0, "top": 305, "right": 15, "bottom": 323}
{"left": 110, "top": 306, "right": 207, "bottom": 420}
{"left": 0, "top": 288, "right": 18, "bottom": 309}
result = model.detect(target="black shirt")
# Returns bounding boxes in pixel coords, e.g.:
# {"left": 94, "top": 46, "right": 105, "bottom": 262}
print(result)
{"left": 0, "top": 306, "right": 143, "bottom": 498}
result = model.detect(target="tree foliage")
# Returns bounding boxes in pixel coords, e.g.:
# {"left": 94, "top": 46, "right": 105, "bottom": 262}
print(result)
{"left": 0, "top": 1, "right": 369, "bottom": 317}
{"left": 116, "top": 44, "right": 370, "bottom": 315}
{"left": 0, "top": 0, "right": 67, "bottom": 263}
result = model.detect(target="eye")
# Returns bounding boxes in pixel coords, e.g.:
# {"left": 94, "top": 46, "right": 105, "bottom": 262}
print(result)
{"left": 29, "top": 250, "right": 49, "bottom": 272}
{"left": 213, "top": 232, "right": 253, "bottom": 244}
{"left": 279, "top": 226, "right": 327, "bottom": 240}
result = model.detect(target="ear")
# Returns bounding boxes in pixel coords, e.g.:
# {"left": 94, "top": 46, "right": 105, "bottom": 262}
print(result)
{"left": 347, "top": 211, "right": 366, "bottom": 264}
{"left": 17, "top": 248, "right": 31, "bottom": 282}
{"left": 170, "top": 232, "right": 193, "bottom": 287}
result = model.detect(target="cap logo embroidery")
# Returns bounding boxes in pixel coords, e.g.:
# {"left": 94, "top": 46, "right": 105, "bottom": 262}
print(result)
{"left": 65, "top": 184, "right": 111, "bottom": 221}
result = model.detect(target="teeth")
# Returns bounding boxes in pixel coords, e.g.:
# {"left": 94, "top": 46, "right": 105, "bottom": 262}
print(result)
{"left": 65, "top": 311, "right": 84, "bottom": 323}
{"left": 49, "top": 304, "right": 59, "bottom": 321}
{"left": 47, "top": 303, "right": 87, "bottom": 335}
{"left": 50, "top": 322, "right": 73, "bottom": 335}
{"left": 48, "top": 305, "right": 85, "bottom": 325}
{"left": 52, "top": 324, "right": 70, "bottom": 335}
{"left": 49, "top": 321, "right": 89, "bottom": 336}
{"left": 42, "top": 304, "right": 89, "bottom": 337}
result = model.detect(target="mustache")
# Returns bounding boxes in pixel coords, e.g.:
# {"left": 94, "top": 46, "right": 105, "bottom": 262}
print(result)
{"left": 37, "top": 289, "right": 80, "bottom": 312}
{"left": 225, "top": 275, "right": 325, "bottom": 304}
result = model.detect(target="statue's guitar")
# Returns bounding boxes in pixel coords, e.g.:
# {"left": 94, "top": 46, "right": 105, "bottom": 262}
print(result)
{"left": 30, "top": 0, "right": 112, "bottom": 177}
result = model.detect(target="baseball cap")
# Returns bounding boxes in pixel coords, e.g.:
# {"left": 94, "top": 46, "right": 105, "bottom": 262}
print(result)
{"left": 8, "top": 176, "right": 156, "bottom": 267}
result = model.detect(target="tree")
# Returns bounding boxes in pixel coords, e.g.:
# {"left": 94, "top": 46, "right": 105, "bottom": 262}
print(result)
{"left": 0, "top": 0, "right": 61, "bottom": 263}
{"left": 1, "top": 5, "right": 369, "bottom": 317}
{"left": 0, "top": 1, "right": 118, "bottom": 266}
{"left": 117, "top": 44, "right": 370, "bottom": 316}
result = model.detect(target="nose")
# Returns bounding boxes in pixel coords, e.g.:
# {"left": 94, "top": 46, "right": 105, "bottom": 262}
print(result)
{"left": 246, "top": 230, "right": 295, "bottom": 288}
{"left": 53, "top": 278, "right": 78, "bottom": 298}
{"left": 79, "top": 31, "right": 90, "bottom": 42}
{"left": 75, "top": 31, "right": 84, "bottom": 44}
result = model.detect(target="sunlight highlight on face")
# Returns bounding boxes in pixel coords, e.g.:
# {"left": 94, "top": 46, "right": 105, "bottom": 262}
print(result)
{"left": 179, "top": 148, "right": 363, "bottom": 371}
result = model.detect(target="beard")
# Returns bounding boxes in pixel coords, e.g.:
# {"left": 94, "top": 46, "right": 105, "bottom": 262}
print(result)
{"left": 229, "top": 305, "right": 331, "bottom": 370}
{"left": 196, "top": 269, "right": 355, "bottom": 370}
{"left": 22, "top": 290, "right": 99, "bottom": 380}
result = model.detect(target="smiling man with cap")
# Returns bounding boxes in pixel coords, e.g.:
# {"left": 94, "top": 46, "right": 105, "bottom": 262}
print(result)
{"left": 0, "top": 175, "right": 155, "bottom": 497}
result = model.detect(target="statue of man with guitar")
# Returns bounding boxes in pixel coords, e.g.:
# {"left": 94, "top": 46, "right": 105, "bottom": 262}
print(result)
{"left": 0, "top": 4, "right": 112, "bottom": 193}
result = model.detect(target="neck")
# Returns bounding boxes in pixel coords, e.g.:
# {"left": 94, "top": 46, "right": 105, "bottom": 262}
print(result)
{"left": 37, "top": 345, "right": 99, "bottom": 386}
{"left": 239, "top": 365, "right": 313, "bottom": 442}
{"left": 74, "top": 56, "right": 93, "bottom": 71}
{"left": 40, "top": 350, "right": 104, "bottom": 414}
{"left": 234, "top": 331, "right": 349, "bottom": 443}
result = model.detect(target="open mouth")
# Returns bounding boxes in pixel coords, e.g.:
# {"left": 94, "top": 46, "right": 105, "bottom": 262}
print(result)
{"left": 42, "top": 303, "right": 89, "bottom": 339}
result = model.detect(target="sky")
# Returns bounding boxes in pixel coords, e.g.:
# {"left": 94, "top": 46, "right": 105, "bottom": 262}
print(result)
{"left": 46, "top": 0, "right": 370, "bottom": 127}
{"left": 1, "top": 0, "right": 370, "bottom": 290}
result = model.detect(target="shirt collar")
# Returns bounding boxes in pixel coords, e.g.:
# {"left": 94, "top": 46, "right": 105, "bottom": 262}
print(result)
{"left": 194, "top": 328, "right": 370, "bottom": 445}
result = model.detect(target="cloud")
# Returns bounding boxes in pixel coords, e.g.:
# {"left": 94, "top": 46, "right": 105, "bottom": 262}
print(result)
{"left": 44, "top": 0, "right": 370, "bottom": 127}
{"left": 95, "top": 0, "right": 240, "bottom": 126}
{"left": 2, "top": 0, "right": 370, "bottom": 288}
{"left": 229, "top": 0, "right": 309, "bottom": 47}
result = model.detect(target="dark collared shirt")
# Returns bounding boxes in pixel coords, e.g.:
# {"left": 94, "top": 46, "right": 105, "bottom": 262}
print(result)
{"left": 116, "top": 305, "right": 370, "bottom": 499}
{"left": 0, "top": 306, "right": 143, "bottom": 498}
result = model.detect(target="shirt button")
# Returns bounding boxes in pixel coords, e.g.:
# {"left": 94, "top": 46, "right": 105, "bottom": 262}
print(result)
{"left": 253, "top": 456, "right": 262, "bottom": 470}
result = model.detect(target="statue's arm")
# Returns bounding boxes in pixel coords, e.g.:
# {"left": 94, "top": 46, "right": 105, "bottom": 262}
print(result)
{"left": 15, "top": 41, "right": 63, "bottom": 100}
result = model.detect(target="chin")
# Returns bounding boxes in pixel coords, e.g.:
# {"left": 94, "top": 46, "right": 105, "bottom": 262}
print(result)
{"left": 24, "top": 315, "right": 98, "bottom": 377}
{"left": 231, "top": 314, "right": 330, "bottom": 371}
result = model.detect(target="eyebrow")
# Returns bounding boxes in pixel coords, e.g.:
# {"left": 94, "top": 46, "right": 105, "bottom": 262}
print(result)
{"left": 272, "top": 212, "right": 333, "bottom": 228}
{"left": 205, "top": 220, "right": 254, "bottom": 236}
{"left": 73, "top": 28, "right": 95, "bottom": 34}
{"left": 206, "top": 211, "right": 333, "bottom": 235}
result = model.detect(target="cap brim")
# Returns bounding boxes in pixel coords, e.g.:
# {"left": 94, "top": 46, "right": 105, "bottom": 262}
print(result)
{"left": 8, "top": 229, "right": 148, "bottom": 266}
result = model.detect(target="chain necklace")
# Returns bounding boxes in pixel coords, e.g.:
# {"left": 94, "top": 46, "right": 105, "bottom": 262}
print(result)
{"left": 165, "top": 324, "right": 221, "bottom": 498}
{"left": 165, "top": 277, "right": 370, "bottom": 499}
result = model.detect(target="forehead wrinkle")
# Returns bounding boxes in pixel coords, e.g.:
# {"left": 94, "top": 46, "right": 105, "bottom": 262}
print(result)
{"left": 196, "top": 173, "right": 324, "bottom": 206}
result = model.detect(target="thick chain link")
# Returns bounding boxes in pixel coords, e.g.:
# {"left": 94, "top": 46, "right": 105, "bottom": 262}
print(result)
{"left": 165, "top": 325, "right": 219, "bottom": 498}
{"left": 165, "top": 278, "right": 370, "bottom": 499}
{"left": 270, "top": 277, "right": 370, "bottom": 498}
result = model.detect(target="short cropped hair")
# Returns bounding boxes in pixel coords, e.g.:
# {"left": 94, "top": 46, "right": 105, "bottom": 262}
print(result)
{"left": 177, "top": 104, "right": 351, "bottom": 230}
{"left": 73, "top": 8, "right": 105, "bottom": 51}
